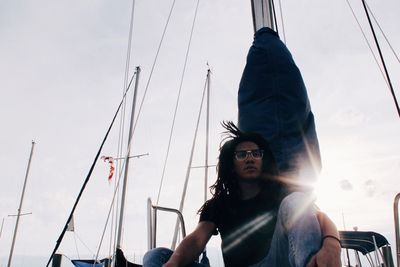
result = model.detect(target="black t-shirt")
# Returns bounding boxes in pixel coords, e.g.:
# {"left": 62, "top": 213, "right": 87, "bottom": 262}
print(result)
{"left": 200, "top": 182, "right": 285, "bottom": 267}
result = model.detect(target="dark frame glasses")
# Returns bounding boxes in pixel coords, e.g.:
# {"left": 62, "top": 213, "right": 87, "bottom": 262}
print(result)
{"left": 234, "top": 149, "right": 264, "bottom": 161}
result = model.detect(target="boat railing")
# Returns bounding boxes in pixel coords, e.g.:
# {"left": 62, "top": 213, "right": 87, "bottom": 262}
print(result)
{"left": 147, "top": 198, "right": 187, "bottom": 250}
{"left": 339, "top": 230, "right": 395, "bottom": 267}
{"left": 394, "top": 193, "right": 400, "bottom": 267}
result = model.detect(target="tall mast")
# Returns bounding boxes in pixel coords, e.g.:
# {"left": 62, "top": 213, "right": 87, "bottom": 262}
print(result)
{"left": 116, "top": 66, "right": 141, "bottom": 248}
{"left": 171, "top": 70, "right": 211, "bottom": 250}
{"left": 204, "top": 69, "right": 211, "bottom": 203}
{"left": 251, "top": 0, "right": 276, "bottom": 32}
{"left": 7, "top": 141, "right": 36, "bottom": 267}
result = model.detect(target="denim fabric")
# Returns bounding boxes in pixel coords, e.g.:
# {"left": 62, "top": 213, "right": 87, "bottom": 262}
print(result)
{"left": 142, "top": 247, "right": 209, "bottom": 267}
{"left": 143, "top": 193, "right": 321, "bottom": 267}
{"left": 238, "top": 27, "right": 321, "bottom": 185}
{"left": 249, "top": 192, "right": 321, "bottom": 267}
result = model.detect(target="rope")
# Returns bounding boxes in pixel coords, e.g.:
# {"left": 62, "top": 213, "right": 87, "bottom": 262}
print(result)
{"left": 365, "top": 2, "right": 400, "bottom": 65}
{"left": 73, "top": 233, "right": 80, "bottom": 259}
{"left": 156, "top": 0, "right": 201, "bottom": 205}
{"left": 271, "top": 0, "right": 279, "bottom": 35}
{"left": 361, "top": 0, "right": 400, "bottom": 119}
{"left": 345, "top": 0, "right": 390, "bottom": 88}
{"left": 131, "top": 0, "right": 177, "bottom": 136}
{"left": 45, "top": 72, "right": 137, "bottom": 267}
{"left": 74, "top": 231, "right": 96, "bottom": 258}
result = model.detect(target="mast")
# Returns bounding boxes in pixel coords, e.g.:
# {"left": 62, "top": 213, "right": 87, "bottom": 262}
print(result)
{"left": 394, "top": 193, "right": 400, "bottom": 267}
{"left": 171, "top": 69, "right": 211, "bottom": 250}
{"left": 116, "top": 66, "right": 141, "bottom": 248}
{"left": 0, "top": 218, "right": 4, "bottom": 240}
{"left": 7, "top": 141, "right": 36, "bottom": 267}
{"left": 251, "top": 0, "right": 276, "bottom": 32}
{"left": 204, "top": 68, "right": 211, "bottom": 203}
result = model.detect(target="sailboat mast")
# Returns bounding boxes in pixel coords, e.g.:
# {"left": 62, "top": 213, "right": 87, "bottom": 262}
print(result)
{"left": 251, "top": 0, "right": 276, "bottom": 32}
{"left": 204, "top": 69, "right": 211, "bottom": 203}
{"left": 7, "top": 141, "right": 35, "bottom": 267}
{"left": 116, "top": 66, "right": 141, "bottom": 248}
{"left": 0, "top": 218, "right": 4, "bottom": 240}
{"left": 170, "top": 70, "right": 210, "bottom": 250}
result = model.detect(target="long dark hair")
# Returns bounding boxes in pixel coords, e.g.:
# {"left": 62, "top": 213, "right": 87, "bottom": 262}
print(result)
{"left": 199, "top": 121, "right": 279, "bottom": 213}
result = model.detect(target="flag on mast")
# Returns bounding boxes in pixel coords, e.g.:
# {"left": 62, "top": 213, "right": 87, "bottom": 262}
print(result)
{"left": 101, "top": 156, "right": 115, "bottom": 182}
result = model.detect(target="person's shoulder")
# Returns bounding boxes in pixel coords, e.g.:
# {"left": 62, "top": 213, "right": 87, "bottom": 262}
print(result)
{"left": 202, "top": 197, "right": 218, "bottom": 209}
{"left": 199, "top": 197, "right": 224, "bottom": 229}
{"left": 200, "top": 196, "right": 223, "bottom": 217}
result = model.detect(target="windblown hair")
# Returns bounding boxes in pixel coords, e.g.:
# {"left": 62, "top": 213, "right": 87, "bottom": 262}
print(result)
{"left": 199, "top": 121, "right": 279, "bottom": 213}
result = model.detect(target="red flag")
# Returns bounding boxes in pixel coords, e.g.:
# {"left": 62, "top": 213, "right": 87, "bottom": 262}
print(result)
{"left": 101, "top": 156, "right": 115, "bottom": 181}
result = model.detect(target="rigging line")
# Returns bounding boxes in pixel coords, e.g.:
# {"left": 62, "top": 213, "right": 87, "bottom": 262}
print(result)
{"left": 365, "top": 2, "right": 400, "bottom": 65}
{"left": 108, "top": 202, "right": 114, "bottom": 267}
{"left": 277, "top": 0, "right": 286, "bottom": 44}
{"left": 45, "top": 72, "right": 137, "bottom": 267}
{"left": 124, "top": 0, "right": 136, "bottom": 90}
{"left": 156, "top": 0, "right": 202, "bottom": 205}
{"left": 94, "top": 98, "right": 145, "bottom": 263}
{"left": 271, "top": 0, "right": 279, "bottom": 36}
{"left": 171, "top": 68, "right": 210, "bottom": 250}
{"left": 345, "top": 0, "right": 390, "bottom": 88}
{"left": 73, "top": 234, "right": 80, "bottom": 259}
{"left": 95, "top": 67, "right": 140, "bottom": 262}
{"left": 94, "top": 143, "right": 131, "bottom": 264}
{"left": 131, "top": 0, "right": 177, "bottom": 136}
{"left": 113, "top": 0, "right": 137, "bottom": 257}
{"left": 111, "top": 159, "right": 120, "bottom": 261}
{"left": 361, "top": 0, "right": 400, "bottom": 119}
{"left": 119, "top": 0, "right": 137, "bottom": 168}
{"left": 74, "top": 231, "right": 96, "bottom": 259}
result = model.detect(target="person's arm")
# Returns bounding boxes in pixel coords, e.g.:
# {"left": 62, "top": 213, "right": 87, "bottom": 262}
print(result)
{"left": 163, "top": 221, "right": 216, "bottom": 267}
{"left": 306, "top": 211, "right": 341, "bottom": 267}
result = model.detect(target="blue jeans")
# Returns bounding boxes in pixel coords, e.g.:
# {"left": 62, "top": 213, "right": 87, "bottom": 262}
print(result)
{"left": 143, "top": 193, "right": 321, "bottom": 267}
{"left": 250, "top": 192, "right": 322, "bottom": 267}
{"left": 238, "top": 27, "right": 321, "bottom": 184}
{"left": 143, "top": 248, "right": 209, "bottom": 267}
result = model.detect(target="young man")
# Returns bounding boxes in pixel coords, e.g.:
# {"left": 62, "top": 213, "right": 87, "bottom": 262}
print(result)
{"left": 143, "top": 123, "right": 341, "bottom": 267}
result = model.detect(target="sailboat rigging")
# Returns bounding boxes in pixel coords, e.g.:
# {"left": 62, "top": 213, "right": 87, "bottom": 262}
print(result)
{"left": 46, "top": 69, "right": 139, "bottom": 266}
{"left": 39, "top": 0, "right": 400, "bottom": 267}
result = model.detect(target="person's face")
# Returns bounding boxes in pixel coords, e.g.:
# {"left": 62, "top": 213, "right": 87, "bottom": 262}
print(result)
{"left": 233, "top": 141, "right": 263, "bottom": 182}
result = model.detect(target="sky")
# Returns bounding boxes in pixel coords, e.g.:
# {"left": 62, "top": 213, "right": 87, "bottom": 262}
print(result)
{"left": 0, "top": 0, "right": 400, "bottom": 266}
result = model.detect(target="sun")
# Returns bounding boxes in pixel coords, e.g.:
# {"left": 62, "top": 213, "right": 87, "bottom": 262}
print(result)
{"left": 312, "top": 155, "right": 358, "bottom": 213}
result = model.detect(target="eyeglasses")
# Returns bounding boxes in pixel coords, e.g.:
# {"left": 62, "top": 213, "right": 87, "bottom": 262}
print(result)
{"left": 234, "top": 149, "right": 264, "bottom": 161}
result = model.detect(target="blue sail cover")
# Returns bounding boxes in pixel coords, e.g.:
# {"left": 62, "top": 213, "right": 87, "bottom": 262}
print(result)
{"left": 71, "top": 259, "right": 107, "bottom": 267}
{"left": 238, "top": 28, "right": 321, "bottom": 184}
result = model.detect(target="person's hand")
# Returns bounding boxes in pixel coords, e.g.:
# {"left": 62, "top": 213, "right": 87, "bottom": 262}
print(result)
{"left": 306, "top": 237, "right": 341, "bottom": 267}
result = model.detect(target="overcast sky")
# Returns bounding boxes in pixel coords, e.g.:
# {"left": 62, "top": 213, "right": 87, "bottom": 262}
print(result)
{"left": 1, "top": 0, "right": 400, "bottom": 266}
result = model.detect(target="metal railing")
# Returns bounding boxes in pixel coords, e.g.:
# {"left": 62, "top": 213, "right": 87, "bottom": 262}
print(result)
{"left": 147, "top": 198, "right": 187, "bottom": 250}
